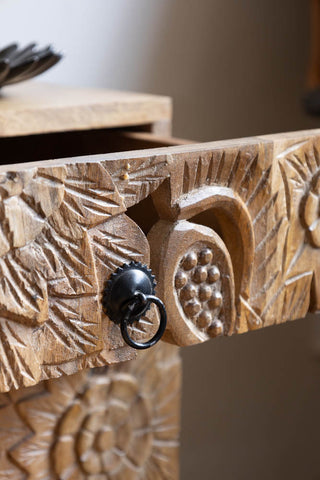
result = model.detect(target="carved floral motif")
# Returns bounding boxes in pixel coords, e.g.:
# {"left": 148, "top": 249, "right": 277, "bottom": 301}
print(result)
{"left": 0, "top": 343, "right": 180, "bottom": 479}
{"left": 52, "top": 374, "right": 152, "bottom": 478}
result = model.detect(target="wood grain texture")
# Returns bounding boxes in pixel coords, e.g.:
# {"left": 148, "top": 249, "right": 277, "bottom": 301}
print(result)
{"left": 149, "top": 130, "right": 320, "bottom": 345}
{"left": 2, "top": 129, "right": 320, "bottom": 389}
{"left": 0, "top": 341, "right": 180, "bottom": 480}
{"left": 0, "top": 83, "right": 172, "bottom": 137}
{"left": 0, "top": 152, "right": 170, "bottom": 392}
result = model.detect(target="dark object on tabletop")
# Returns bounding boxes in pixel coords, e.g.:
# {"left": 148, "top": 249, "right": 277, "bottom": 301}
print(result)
{"left": 0, "top": 43, "right": 62, "bottom": 88}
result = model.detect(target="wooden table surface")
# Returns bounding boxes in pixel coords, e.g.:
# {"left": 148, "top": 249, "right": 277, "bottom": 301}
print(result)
{"left": 0, "top": 82, "right": 172, "bottom": 137}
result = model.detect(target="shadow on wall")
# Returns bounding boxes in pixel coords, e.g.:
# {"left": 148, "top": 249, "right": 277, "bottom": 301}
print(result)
{"left": 181, "top": 314, "right": 320, "bottom": 480}
{"left": 117, "top": 2, "right": 320, "bottom": 479}
{"left": 0, "top": 0, "right": 317, "bottom": 141}
{"left": 109, "top": 0, "right": 317, "bottom": 141}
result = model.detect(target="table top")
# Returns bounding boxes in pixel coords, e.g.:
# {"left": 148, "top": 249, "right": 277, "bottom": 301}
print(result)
{"left": 0, "top": 82, "right": 172, "bottom": 137}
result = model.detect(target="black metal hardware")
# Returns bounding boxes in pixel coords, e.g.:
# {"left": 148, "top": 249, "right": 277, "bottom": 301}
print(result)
{"left": 102, "top": 262, "right": 167, "bottom": 350}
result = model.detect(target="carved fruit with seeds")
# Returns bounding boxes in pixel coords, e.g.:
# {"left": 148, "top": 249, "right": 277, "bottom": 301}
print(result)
{"left": 175, "top": 245, "right": 224, "bottom": 337}
{"left": 148, "top": 219, "right": 236, "bottom": 346}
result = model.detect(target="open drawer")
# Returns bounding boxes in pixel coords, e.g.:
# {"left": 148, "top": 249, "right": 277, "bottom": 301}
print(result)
{"left": 1, "top": 124, "right": 320, "bottom": 392}
{"left": 0, "top": 84, "right": 319, "bottom": 392}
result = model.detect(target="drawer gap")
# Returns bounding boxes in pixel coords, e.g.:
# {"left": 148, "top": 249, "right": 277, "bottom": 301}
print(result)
{"left": 0, "top": 127, "right": 193, "bottom": 165}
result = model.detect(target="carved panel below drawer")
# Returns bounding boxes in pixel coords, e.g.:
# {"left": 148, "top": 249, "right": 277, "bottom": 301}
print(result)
{"left": 0, "top": 342, "right": 180, "bottom": 480}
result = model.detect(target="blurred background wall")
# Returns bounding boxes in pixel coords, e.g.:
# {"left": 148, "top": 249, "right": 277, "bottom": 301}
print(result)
{"left": 1, "top": 0, "right": 320, "bottom": 478}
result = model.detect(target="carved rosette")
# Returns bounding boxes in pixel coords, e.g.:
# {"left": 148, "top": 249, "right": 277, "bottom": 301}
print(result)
{"left": 0, "top": 342, "right": 180, "bottom": 480}
{"left": 52, "top": 373, "right": 153, "bottom": 478}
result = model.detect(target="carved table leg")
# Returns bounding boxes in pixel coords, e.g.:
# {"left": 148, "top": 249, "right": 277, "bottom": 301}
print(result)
{"left": 0, "top": 342, "right": 180, "bottom": 480}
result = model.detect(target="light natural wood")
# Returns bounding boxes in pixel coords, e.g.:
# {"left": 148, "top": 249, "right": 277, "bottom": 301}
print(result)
{"left": 0, "top": 341, "right": 180, "bottom": 480}
{"left": 2, "top": 129, "right": 320, "bottom": 390}
{"left": 148, "top": 220, "right": 235, "bottom": 345}
{"left": 0, "top": 82, "right": 172, "bottom": 137}
{"left": 0, "top": 152, "right": 170, "bottom": 392}
{"left": 150, "top": 130, "right": 320, "bottom": 345}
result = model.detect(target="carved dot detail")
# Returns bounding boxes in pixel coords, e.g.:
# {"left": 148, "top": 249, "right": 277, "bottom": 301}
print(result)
{"left": 175, "top": 243, "right": 224, "bottom": 336}
{"left": 180, "top": 284, "right": 197, "bottom": 301}
{"left": 182, "top": 252, "right": 198, "bottom": 270}
{"left": 208, "top": 291, "right": 223, "bottom": 310}
{"left": 184, "top": 299, "right": 201, "bottom": 317}
{"left": 197, "top": 310, "right": 212, "bottom": 328}
{"left": 198, "top": 248, "right": 213, "bottom": 265}
{"left": 193, "top": 266, "right": 208, "bottom": 283}
{"left": 199, "top": 285, "right": 212, "bottom": 301}
{"left": 175, "top": 271, "right": 188, "bottom": 289}
{"left": 207, "top": 266, "right": 220, "bottom": 283}
{"left": 208, "top": 319, "right": 224, "bottom": 338}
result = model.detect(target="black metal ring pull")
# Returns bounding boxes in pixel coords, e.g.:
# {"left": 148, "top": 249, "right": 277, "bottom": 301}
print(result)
{"left": 102, "top": 262, "right": 167, "bottom": 350}
{"left": 121, "top": 293, "right": 167, "bottom": 350}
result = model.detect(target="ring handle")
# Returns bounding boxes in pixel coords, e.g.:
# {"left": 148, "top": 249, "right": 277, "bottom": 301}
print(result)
{"left": 121, "top": 294, "right": 167, "bottom": 350}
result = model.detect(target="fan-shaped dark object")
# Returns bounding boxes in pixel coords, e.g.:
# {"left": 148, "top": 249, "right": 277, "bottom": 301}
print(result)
{"left": 0, "top": 43, "right": 62, "bottom": 88}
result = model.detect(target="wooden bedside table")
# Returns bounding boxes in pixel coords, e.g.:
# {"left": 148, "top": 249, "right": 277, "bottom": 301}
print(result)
{"left": 0, "top": 82, "right": 319, "bottom": 479}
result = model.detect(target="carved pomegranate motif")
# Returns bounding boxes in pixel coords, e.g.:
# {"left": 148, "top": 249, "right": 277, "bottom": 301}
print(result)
{"left": 148, "top": 220, "right": 236, "bottom": 346}
{"left": 175, "top": 245, "right": 224, "bottom": 337}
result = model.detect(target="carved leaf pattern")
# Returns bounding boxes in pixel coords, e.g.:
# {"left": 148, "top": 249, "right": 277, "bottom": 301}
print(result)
{"left": 280, "top": 273, "right": 313, "bottom": 322}
{"left": 49, "top": 162, "right": 125, "bottom": 239}
{"left": 107, "top": 155, "right": 169, "bottom": 208}
{"left": 162, "top": 139, "right": 316, "bottom": 333}
{"left": 169, "top": 147, "right": 275, "bottom": 328}
{"left": 1, "top": 132, "right": 319, "bottom": 386}
{"left": 89, "top": 214, "right": 148, "bottom": 284}
{"left": 275, "top": 139, "right": 320, "bottom": 311}
{"left": 0, "top": 321, "right": 41, "bottom": 391}
{"left": 89, "top": 214, "right": 158, "bottom": 343}
{"left": 0, "top": 158, "right": 156, "bottom": 391}
{"left": 237, "top": 140, "right": 318, "bottom": 328}
{"left": 0, "top": 343, "right": 180, "bottom": 480}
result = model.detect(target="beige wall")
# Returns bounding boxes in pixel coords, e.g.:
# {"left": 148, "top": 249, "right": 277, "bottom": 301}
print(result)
{"left": 182, "top": 315, "right": 320, "bottom": 479}
{"left": 1, "top": 0, "right": 320, "bottom": 477}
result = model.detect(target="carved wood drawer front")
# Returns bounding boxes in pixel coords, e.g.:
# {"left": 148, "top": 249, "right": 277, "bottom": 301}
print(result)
{"left": 1, "top": 128, "right": 319, "bottom": 392}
